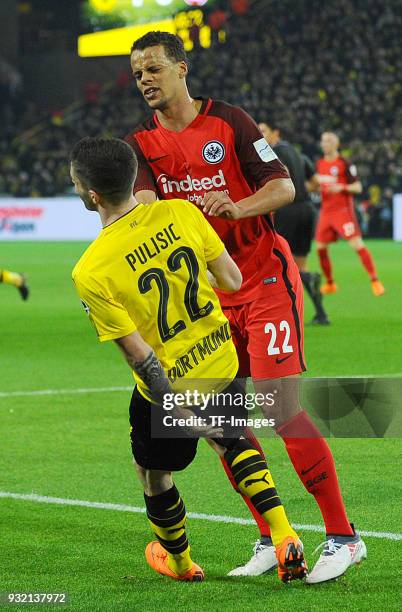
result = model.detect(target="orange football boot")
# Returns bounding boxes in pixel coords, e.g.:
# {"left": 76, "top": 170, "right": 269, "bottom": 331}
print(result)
{"left": 275, "top": 536, "right": 308, "bottom": 583}
{"left": 320, "top": 281, "right": 338, "bottom": 295}
{"left": 371, "top": 280, "right": 385, "bottom": 296}
{"left": 145, "top": 541, "right": 204, "bottom": 582}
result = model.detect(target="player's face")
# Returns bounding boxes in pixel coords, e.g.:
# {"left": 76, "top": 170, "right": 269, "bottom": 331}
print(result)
{"left": 130, "top": 45, "right": 186, "bottom": 111}
{"left": 320, "top": 132, "right": 339, "bottom": 156}
{"left": 70, "top": 164, "right": 97, "bottom": 211}
{"left": 258, "top": 123, "right": 278, "bottom": 145}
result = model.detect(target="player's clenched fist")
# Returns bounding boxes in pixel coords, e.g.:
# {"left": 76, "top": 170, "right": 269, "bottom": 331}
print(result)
{"left": 202, "top": 190, "right": 243, "bottom": 220}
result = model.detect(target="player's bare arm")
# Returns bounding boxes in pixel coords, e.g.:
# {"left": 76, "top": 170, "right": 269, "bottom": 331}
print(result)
{"left": 306, "top": 174, "right": 321, "bottom": 192}
{"left": 206, "top": 249, "right": 242, "bottom": 291}
{"left": 328, "top": 180, "right": 362, "bottom": 194}
{"left": 115, "top": 332, "right": 166, "bottom": 395}
{"left": 202, "top": 178, "right": 295, "bottom": 220}
{"left": 115, "top": 332, "right": 223, "bottom": 438}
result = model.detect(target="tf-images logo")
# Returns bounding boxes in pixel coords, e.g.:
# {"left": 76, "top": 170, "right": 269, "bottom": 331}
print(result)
{"left": 202, "top": 141, "right": 225, "bottom": 164}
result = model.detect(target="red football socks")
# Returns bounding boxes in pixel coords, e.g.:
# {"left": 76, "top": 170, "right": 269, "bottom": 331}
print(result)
{"left": 277, "top": 411, "right": 354, "bottom": 536}
{"left": 220, "top": 416, "right": 353, "bottom": 537}
{"left": 357, "top": 247, "right": 377, "bottom": 280}
{"left": 317, "top": 248, "right": 333, "bottom": 283}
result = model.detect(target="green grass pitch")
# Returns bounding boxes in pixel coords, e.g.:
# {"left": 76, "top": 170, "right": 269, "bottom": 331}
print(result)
{"left": 0, "top": 239, "right": 401, "bottom": 611}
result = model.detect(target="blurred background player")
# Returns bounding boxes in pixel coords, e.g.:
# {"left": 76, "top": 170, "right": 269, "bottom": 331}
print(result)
{"left": 314, "top": 132, "right": 385, "bottom": 296}
{"left": 127, "top": 31, "right": 366, "bottom": 583}
{"left": 71, "top": 136, "right": 307, "bottom": 584}
{"left": 259, "top": 121, "right": 329, "bottom": 325}
{"left": 0, "top": 269, "right": 29, "bottom": 300}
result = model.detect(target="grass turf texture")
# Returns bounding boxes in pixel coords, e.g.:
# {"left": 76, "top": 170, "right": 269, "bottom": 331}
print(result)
{"left": 0, "top": 240, "right": 401, "bottom": 611}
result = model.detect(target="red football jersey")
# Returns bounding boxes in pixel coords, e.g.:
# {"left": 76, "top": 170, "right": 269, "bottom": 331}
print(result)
{"left": 126, "top": 97, "right": 294, "bottom": 306}
{"left": 316, "top": 156, "right": 358, "bottom": 213}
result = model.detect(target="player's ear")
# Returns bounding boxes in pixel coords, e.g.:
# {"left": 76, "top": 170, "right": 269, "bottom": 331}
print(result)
{"left": 178, "top": 61, "right": 188, "bottom": 79}
{"left": 89, "top": 189, "right": 100, "bottom": 205}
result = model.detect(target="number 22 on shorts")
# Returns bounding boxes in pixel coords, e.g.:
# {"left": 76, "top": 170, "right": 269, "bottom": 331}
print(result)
{"left": 265, "top": 320, "right": 294, "bottom": 356}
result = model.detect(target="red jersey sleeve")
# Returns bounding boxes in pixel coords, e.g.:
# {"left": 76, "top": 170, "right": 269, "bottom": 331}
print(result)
{"left": 125, "top": 132, "right": 156, "bottom": 194}
{"left": 228, "top": 105, "right": 290, "bottom": 188}
{"left": 344, "top": 159, "right": 359, "bottom": 184}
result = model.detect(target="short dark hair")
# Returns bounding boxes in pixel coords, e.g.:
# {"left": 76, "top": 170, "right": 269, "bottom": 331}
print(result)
{"left": 70, "top": 137, "right": 137, "bottom": 205}
{"left": 131, "top": 31, "right": 187, "bottom": 63}
{"left": 260, "top": 119, "right": 280, "bottom": 132}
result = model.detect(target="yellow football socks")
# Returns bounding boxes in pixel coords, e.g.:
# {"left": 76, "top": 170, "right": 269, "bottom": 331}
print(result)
{"left": 0, "top": 269, "right": 23, "bottom": 287}
{"left": 225, "top": 443, "right": 298, "bottom": 546}
{"left": 144, "top": 486, "right": 192, "bottom": 575}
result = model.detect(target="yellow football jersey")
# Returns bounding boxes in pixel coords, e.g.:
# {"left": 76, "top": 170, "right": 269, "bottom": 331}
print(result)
{"left": 72, "top": 199, "right": 238, "bottom": 398}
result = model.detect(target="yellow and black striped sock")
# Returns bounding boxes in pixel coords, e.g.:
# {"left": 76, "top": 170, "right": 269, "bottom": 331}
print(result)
{"left": 0, "top": 269, "right": 23, "bottom": 287}
{"left": 225, "top": 440, "right": 297, "bottom": 546}
{"left": 144, "top": 485, "right": 192, "bottom": 575}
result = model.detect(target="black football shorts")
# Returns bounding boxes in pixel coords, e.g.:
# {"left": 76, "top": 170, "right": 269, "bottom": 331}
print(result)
{"left": 274, "top": 201, "right": 316, "bottom": 257}
{"left": 129, "top": 379, "right": 247, "bottom": 471}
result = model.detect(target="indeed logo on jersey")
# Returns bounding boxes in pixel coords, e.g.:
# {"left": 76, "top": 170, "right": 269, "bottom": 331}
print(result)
{"left": 157, "top": 170, "right": 227, "bottom": 195}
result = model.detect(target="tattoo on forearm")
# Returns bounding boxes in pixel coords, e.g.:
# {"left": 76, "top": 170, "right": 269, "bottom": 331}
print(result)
{"left": 133, "top": 351, "right": 172, "bottom": 405}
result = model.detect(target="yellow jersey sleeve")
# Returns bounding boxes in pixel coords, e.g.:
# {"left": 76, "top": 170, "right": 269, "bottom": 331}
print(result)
{"left": 73, "top": 277, "right": 136, "bottom": 342}
{"left": 184, "top": 202, "right": 225, "bottom": 262}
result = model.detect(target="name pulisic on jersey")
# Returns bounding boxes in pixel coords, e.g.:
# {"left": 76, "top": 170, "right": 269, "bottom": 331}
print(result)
{"left": 125, "top": 223, "right": 181, "bottom": 272}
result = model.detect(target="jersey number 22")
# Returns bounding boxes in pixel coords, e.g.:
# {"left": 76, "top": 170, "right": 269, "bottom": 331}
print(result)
{"left": 138, "top": 246, "right": 214, "bottom": 343}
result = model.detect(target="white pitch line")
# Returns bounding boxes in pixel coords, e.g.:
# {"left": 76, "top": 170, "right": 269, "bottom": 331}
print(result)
{"left": 0, "top": 386, "right": 132, "bottom": 398}
{"left": 1, "top": 491, "right": 401, "bottom": 541}
{"left": 1, "top": 374, "right": 401, "bottom": 399}
{"left": 0, "top": 372, "right": 402, "bottom": 399}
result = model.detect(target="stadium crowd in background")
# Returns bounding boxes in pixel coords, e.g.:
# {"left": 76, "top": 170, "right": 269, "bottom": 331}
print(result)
{"left": 0, "top": 0, "right": 400, "bottom": 239}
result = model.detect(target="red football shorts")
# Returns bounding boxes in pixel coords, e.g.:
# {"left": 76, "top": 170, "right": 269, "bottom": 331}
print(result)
{"left": 315, "top": 208, "right": 362, "bottom": 243}
{"left": 223, "top": 272, "right": 306, "bottom": 380}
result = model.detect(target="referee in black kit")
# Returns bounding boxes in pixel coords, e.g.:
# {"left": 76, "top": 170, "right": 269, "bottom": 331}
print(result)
{"left": 258, "top": 121, "right": 329, "bottom": 325}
